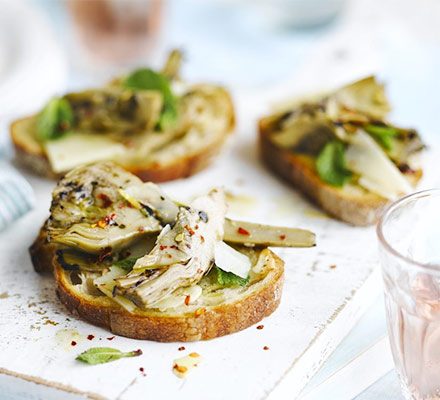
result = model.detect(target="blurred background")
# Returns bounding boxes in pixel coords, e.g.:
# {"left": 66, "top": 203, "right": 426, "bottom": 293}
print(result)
{"left": 1, "top": 0, "right": 440, "bottom": 139}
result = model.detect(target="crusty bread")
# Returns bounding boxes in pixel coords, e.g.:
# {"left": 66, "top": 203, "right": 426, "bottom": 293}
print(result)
{"left": 54, "top": 248, "right": 284, "bottom": 342}
{"left": 259, "top": 118, "right": 422, "bottom": 226}
{"left": 10, "top": 92, "right": 235, "bottom": 182}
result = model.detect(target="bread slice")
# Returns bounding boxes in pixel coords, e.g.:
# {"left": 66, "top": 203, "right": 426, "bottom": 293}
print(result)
{"left": 10, "top": 89, "right": 235, "bottom": 182}
{"left": 259, "top": 118, "right": 422, "bottom": 226}
{"left": 54, "top": 248, "right": 284, "bottom": 342}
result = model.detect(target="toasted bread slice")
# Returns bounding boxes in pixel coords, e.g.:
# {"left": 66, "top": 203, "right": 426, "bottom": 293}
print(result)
{"left": 259, "top": 119, "right": 422, "bottom": 226}
{"left": 11, "top": 89, "right": 234, "bottom": 182}
{"left": 54, "top": 248, "right": 284, "bottom": 342}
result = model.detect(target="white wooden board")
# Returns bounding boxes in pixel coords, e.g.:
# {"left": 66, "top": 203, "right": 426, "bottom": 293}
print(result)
{"left": 0, "top": 103, "right": 384, "bottom": 400}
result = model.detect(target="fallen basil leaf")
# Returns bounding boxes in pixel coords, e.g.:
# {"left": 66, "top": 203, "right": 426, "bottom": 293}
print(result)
{"left": 76, "top": 347, "right": 142, "bottom": 365}
{"left": 316, "top": 140, "right": 352, "bottom": 187}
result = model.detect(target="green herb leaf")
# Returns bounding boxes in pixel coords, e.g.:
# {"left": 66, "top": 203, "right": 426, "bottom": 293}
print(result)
{"left": 316, "top": 141, "right": 352, "bottom": 187}
{"left": 212, "top": 266, "right": 249, "bottom": 287}
{"left": 123, "top": 68, "right": 178, "bottom": 131}
{"left": 36, "top": 97, "right": 74, "bottom": 141}
{"left": 364, "top": 124, "right": 399, "bottom": 150}
{"left": 114, "top": 257, "right": 138, "bottom": 271}
{"left": 76, "top": 347, "right": 142, "bottom": 365}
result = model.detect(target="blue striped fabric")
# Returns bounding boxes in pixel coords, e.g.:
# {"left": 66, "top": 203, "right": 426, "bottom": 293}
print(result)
{"left": 0, "top": 161, "right": 35, "bottom": 232}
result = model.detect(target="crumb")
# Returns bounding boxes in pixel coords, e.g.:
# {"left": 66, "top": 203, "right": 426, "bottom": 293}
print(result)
{"left": 43, "top": 319, "right": 59, "bottom": 326}
{"left": 256, "top": 325, "right": 264, "bottom": 330}
{"left": 263, "top": 346, "right": 269, "bottom": 351}
{"left": 87, "top": 334, "right": 95, "bottom": 340}
{"left": 178, "top": 346, "right": 185, "bottom": 351}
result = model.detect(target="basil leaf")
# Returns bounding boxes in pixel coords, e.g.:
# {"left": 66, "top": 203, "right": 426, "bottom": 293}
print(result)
{"left": 316, "top": 141, "right": 352, "bottom": 187}
{"left": 364, "top": 124, "right": 399, "bottom": 151}
{"left": 36, "top": 97, "right": 74, "bottom": 141}
{"left": 123, "top": 68, "right": 178, "bottom": 131}
{"left": 76, "top": 347, "right": 142, "bottom": 365}
{"left": 212, "top": 266, "right": 249, "bottom": 287}
{"left": 114, "top": 257, "right": 138, "bottom": 271}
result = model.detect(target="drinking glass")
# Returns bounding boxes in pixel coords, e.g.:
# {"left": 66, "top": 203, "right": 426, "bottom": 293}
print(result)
{"left": 377, "top": 189, "right": 440, "bottom": 400}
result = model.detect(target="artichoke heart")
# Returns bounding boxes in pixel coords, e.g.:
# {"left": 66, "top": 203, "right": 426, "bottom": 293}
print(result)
{"left": 52, "top": 206, "right": 161, "bottom": 253}
{"left": 115, "top": 188, "right": 226, "bottom": 309}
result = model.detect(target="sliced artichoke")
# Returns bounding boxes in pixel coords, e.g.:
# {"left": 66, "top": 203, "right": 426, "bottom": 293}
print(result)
{"left": 119, "top": 182, "right": 179, "bottom": 225}
{"left": 224, "top": 219, "right": 316, "bottom": 248}
{"left": 115, "top": 188, "right": 226, "bottom": 308}
{"left": 52, "top": 206, "right": 161, "bottom": 253}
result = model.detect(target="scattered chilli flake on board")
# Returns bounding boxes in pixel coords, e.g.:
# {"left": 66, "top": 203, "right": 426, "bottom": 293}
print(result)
{"left": 87, "top": 334, "right": 95, "bottom": 340}
{"left": 172, "top": 352, "right": 202, "bottom": 378}
{"left": 178, "top": 346, "right": 185, "bottom": 351}
{"left": 256, "top": 325, "right": 264, "bottom": 330}
{"left": 263, "top": 346, "right": 269, "bottom": 351}
{"left": 107, "top": 336, "right": 115, "bottom": 341}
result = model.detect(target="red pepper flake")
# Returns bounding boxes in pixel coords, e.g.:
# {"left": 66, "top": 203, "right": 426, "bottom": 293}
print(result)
{"left": 98, "top": 193, "right": 113, "bottom": 208}
{"left": 178, "top": 346, "right": 186, "bottom": 351}
{"left": 170, "top": 245, "right": 178, "bottom": 250}
{"left": 279, "top": 234, "right": 286, "bottom": 240}
{"left": 185, "top": 225, "right": 195, "bottom": 236}
{"left": 71, "top": 341, "right": 77, "bottom": 346}
{"left": 256, "top": 325, "right": 264, "bottom": 330}
{"left": 159, "top": 245, "right": 167, "bottom": 251}
{"left": 87, "top": 334, "right": 95, "bottom": 340}
{"left": 138, "top": 226, "right": 145, "bottom": 233}
{"left": 237, "top": 227, "right": 250, "bottom": 236}
{"left": 184, "top": 295, "right": 191, "bottom": 306}
{"left": 263, "top": 346, "right": 269, "bottom": 351}
{"left": 107, "top": 336, "right": 115, "bottom": 341}
{"left": 194, "top": 224, "right": 199, "bottom": 230}
{"left": 139, "top": 367, "right": 146, "bottom": 376}
{"left": 97, "top": 213, "right": 117, "bottom": 228}
{"left": 133, "top": 349, "right": 143, "bottom": 356}
{"left": 330, "top": 264, "right": 337, "bottom": 269}
{"left": 194, "top": 308, "right": 206, "bottom": 317}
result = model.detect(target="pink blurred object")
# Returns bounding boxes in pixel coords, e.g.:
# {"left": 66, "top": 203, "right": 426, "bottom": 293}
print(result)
{"left": 67, "top": 0, "right": 162, "bottom": 68}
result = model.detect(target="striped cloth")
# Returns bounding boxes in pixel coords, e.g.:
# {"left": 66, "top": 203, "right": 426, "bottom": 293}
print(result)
{"left": 0, "top": 162, "right": 35, "bottom": 232}
{"left": 0, "top": 128, "right": 35, "bottom": 231}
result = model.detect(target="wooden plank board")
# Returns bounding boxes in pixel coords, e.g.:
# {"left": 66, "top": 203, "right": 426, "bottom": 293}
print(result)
{"left": 0, "top": 122, "right": 381, "bottom": 399}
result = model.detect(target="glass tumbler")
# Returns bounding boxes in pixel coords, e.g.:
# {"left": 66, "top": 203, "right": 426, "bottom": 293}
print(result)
{"left": 377, "top": 189, "right": 440, "bottom": 400}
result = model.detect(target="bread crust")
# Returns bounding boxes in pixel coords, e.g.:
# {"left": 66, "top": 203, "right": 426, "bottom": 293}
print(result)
{"left": 259, "top": 118, "right": 422, "bottom": 226}
{"left": 55, "top": 249, "right": 284, "bottom": 342}
{"left": 10, "top": 94, "right": 235, "bottom": 183}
